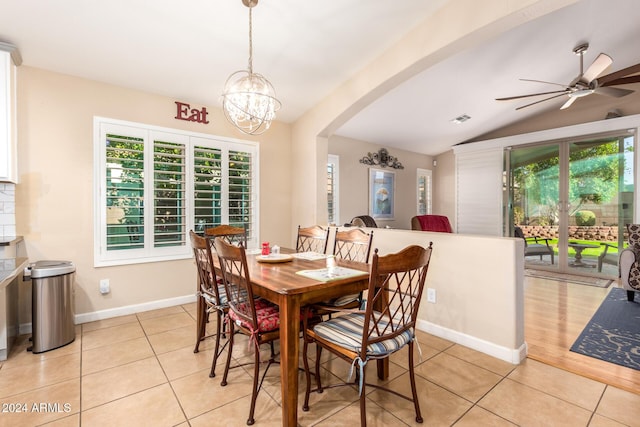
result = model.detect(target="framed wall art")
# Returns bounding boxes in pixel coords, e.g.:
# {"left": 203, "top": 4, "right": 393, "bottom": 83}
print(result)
{"left": 368, "top": 168, "right": 395, "bottom": 219}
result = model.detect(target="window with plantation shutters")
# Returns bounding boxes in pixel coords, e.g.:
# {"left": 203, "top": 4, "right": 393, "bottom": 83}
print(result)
{"left": 193, "top": 145, "right": 223, "bottom": 233}
{"left": 192, "top": 146, "right": 255, "bottom": 242}
{"left": 228, "top": 149, "right": 254, "bottom": 240}
{"left": 105, "top": 133, "right": 145, "bottom": 252}
{"left": 95, "top": 117, "right": 259, "bottom": 266}
{"left": 417, "top": 168, "right": 431, "bottom": 215}
{"left": 154, "top": 139, "right": 186, "bottom": 248}
{"left": 327, "top": 154, "right": 339, "bottom": 225}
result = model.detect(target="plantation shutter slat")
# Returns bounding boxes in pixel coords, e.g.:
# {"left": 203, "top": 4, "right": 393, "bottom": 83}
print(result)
{"left": 105, "top": 133, "right": 145, "bottom": 251}
{"left": 456, "top": 148, "right": 503, "bottom": 236}
{"left": 153, "top": 139, "right": 186, "bottom": 248}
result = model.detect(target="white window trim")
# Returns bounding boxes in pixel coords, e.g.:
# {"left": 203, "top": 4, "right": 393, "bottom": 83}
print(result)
{"left": 93, "top": 116, "right": 260, "bottom": 267}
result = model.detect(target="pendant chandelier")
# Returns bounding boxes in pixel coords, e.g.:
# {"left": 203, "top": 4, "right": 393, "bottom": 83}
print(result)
{"left": 221, "top": 0, "right": 281, "bottom": 135}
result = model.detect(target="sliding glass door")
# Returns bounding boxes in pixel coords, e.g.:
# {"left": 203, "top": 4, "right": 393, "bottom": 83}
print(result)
{"left": 508, "top": 143, "right": 561, "bottom": 271}
{"left": 507, "top": 131, "right": 634, "bottom": 278}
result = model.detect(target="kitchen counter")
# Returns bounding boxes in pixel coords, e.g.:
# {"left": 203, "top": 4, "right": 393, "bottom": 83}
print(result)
{"left": 0, "top": 256, "right": 28, "bottom": 286}
{"left": 0, "top": 236, "right": 24, "bottom": 260}
{"left": 0, "top": 256, "right": 28, "bottom": 360}
{"left": 0, "top": 235, "right": 23, "bottom": 246}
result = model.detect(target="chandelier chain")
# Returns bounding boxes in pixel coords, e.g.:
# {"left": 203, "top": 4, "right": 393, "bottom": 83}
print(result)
{"left": 247, "top": 5, "right": 253, "bottom": 74}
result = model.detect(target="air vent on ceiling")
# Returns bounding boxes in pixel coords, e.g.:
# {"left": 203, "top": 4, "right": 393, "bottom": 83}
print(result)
{"left": 451, "top": 114, "right": 471, "bottom": 124}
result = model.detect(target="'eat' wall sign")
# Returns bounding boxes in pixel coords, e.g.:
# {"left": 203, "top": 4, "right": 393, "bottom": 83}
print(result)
{"left": 174, "top": 101, "right": 209, "bottom": 124}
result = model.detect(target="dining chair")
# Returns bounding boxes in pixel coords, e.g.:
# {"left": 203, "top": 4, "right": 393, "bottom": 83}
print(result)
{"left": 302, "top": 243, "right": 434, "bottom": 427}
{"left": 214, "top": 237, "right": 281, "bottom": 426}
{"left": 296, "top": 225, "right": 329, "bottom": 254}
{"left": 192, "top": 224, "right": 247, "bottom": 353}
{"left": 313, "top": 228, "right": 374, "bottom": 311}
{"left": 204, "top": 224, "right": 247, "bottom": 248}
{"left": 189, "top": 230, "right": 229, "bottom": 378}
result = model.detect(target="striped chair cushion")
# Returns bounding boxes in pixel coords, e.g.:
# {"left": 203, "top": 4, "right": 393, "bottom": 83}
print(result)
{"left": 201, "top": 284, "right": 228, "bottom": 307}
{"left": 324, "top": 293, "right": 360, "bottom": 307}
{"left": 312, "top": 312, "right": 413, "bottom": 356}
{"left": 229, "top": 298, "right": 280, "bottom": 333}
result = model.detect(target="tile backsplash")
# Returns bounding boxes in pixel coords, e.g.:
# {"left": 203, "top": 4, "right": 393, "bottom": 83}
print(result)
{"left": 0, "top": 183, "right": 16, "bottom": 238}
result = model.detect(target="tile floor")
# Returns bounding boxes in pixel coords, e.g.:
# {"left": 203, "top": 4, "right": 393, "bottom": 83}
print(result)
{"left": 0, "top": 302, "right": 639, "bottom": 426}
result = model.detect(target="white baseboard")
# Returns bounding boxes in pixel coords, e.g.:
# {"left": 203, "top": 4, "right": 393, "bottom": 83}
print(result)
{"left": 416, "top": 319, "right": 528, "bottom": 364}
{"left": 18, "top": 294, "right": 198, "bottom": 334}
{"left": 74, "top": 294, "right": 197, "bottom": 324}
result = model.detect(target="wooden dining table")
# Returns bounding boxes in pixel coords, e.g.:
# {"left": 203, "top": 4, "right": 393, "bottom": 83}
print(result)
{"left": 212, "top": 249, "right": 379, "bottom": 426}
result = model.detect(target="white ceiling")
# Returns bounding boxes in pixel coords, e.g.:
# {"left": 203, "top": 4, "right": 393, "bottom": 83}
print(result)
{"left": 1, "top": 0, "right": 639, "bottom": 156}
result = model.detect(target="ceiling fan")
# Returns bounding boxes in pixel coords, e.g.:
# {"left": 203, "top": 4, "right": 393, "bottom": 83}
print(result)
{"left": 496, "top": 43, "right": 640, "bottom": 110}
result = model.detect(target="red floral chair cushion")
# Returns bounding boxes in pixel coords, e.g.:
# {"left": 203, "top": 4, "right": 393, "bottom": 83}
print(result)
{"left": 229, "top": 298, "right": 280, "bottom": 333}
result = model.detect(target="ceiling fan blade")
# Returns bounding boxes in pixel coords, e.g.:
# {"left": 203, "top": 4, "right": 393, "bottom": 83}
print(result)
{"left": 580, "top": 53, "right": 613, "bottom": 84}
{"left": 520, "top": 78, "right": 568, "bottom": 88}
{"left": 600, "top": 75, "right": 640, "bottom": 87}
{"left": 560, "top": 96, "right": 577, "bottom": 110}
{"left": 496, "top": 89, "right": 569, "bottom": 101}
{"left": 595, "top": 86, "right": 634, "bottom": 98}
{"left": 598, "top": 63, "right": 640, "bottom": 85}
{"left": 515, "top": 92, "right": 568, "bottom": 110}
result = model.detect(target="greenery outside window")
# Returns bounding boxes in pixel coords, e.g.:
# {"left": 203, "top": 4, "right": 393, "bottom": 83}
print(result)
{"left": 95, "top": 118, "right": 259, "bottom": 266}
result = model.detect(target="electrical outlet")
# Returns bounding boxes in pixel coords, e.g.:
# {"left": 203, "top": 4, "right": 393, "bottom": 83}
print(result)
{"left": 100, "top": 279, "right": 110, "bottom": 294}
{"left": 427, "top": 288, "right": 436, "bottom": 303}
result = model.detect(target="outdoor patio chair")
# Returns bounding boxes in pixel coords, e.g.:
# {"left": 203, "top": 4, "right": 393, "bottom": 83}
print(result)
{"left": 597, "top": 242, "right": 619, "bottom": 272}
{"left": 514, "top": 226, "right": 555, "bottom": 264}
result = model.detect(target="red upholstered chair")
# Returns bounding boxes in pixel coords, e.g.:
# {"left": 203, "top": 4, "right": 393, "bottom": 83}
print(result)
{"left": 411, "top": 215, "right": 453, "bottom": 233}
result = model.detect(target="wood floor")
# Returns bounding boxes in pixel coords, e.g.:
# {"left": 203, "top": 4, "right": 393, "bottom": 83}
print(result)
{"left": 525, "top": 275, "right": 640, "bottom": 394}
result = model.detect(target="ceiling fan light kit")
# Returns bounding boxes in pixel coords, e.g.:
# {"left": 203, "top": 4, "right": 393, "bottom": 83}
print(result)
{"left": 496, "top": 42, "right": 640, "bottom": 111}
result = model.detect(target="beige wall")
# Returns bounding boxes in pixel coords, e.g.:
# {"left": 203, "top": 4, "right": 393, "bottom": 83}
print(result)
{"left": 328, "top": 135, "right": 432, "bottom": 229}
{"left": 15, "top": 66, "right": 293, "bottom": 321}
{"left": 345, "top": 226, "right": 526, "bottom": 362}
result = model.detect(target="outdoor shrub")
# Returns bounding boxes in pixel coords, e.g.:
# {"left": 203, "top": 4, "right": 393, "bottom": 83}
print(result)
{"left": 575, "top": 210, "right": 596, "bottom": 226}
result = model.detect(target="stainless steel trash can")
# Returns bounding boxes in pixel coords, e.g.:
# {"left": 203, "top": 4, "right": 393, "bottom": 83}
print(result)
{"left": 29, "top": 261, "right": 76, "bottom": 353}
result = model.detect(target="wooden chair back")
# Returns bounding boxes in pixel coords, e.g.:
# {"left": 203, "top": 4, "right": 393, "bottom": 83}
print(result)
{"left": 205, "top": 224, "right": 247, "bottom": 249}
{"left": 333, "top": 228, "right": 373, "bottom": 263}
{"left": 214, "top": 237, "right": 256, "bottom": 330}
{"left": 296, "top": 225, "right": 329, "bottom": 253}
{"left": 189, "top": 230, "right": 220, "bottom": 305}
{"left": 363, "top": 244, "right": 433, "bottom": 354}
